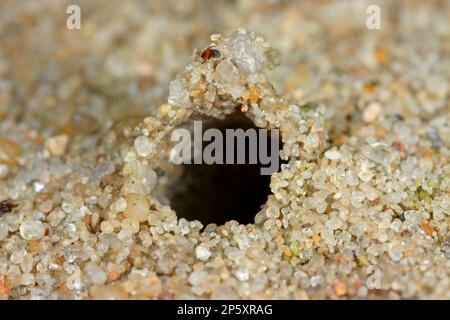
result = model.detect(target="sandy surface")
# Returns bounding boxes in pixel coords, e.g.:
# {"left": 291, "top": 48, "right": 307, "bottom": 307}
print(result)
{"left": 0, "top": 0, "right": 449, "bottom": 299}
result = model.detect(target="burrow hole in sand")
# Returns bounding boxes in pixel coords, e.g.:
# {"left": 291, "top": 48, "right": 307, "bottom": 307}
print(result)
{"left": 166, "top": 113, "right": 283, "bottom": 226}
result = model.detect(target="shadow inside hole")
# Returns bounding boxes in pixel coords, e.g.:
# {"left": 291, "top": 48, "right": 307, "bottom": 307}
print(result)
{"left": 168, "top": 113, "right": 283, "bottom": 227}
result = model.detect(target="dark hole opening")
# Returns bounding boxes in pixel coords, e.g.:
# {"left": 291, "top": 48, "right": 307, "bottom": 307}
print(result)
{"left": 168, "top": 113, "right": 282, "bottom": 227}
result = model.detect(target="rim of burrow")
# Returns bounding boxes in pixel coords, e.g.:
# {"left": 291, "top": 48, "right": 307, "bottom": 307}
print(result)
{"left": 119, "top": 90, "right": 329, "bottom": 230}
